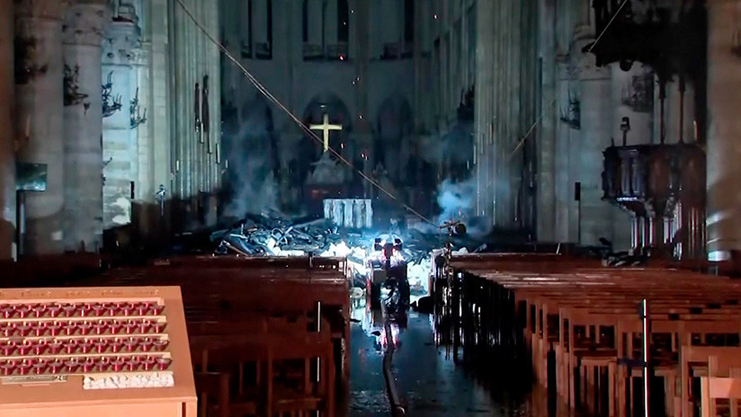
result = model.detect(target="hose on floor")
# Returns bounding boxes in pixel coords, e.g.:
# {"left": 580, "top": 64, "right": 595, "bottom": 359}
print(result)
{"left": 381, "top": 301, "right": 406, "bottom": 416}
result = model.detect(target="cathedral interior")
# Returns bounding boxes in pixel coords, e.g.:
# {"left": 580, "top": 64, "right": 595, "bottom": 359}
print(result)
{"left": 2, "top": 0, "right": 741, "bottom": 416}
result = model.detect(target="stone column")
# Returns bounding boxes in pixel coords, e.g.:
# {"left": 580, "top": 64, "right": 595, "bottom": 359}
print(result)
{"left": 62, "top": 0, "right": 108, "bottom": 253}
{"left": 474, "top": 0, "right": 494, "bottom": 220}
{"left": 706, "top": 0, "right": 741, "bottom": 261}
{"left": 537, "top": 0, "right": 557, "bottom": 241}
{"left": 575, "top": 30, "right": 614, "bottom": 246}
{"left": 101, "top": 14, "right": 139, "bottom": 229}
{"left": 0, "top": 0, "right": 15, "bottom": 260}
{"left": 15, "top": 0, "right": 65, "bottom": 255}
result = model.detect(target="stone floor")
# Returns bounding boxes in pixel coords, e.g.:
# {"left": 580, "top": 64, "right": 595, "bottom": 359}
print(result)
{"left": 346, "top": 306, "right": 581, "bottom": 416}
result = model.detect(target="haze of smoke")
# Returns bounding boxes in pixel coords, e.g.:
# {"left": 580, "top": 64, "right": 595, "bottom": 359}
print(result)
{"left": 437, "top": 177, "right": 477, "bottom": 223}
{"left": 223, "top": 110, "right": 280, "bottom": 218}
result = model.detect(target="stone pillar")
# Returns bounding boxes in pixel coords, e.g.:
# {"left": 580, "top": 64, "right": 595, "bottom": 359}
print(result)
{"left": 148, "top": 0, "right": 172, "bottom": 243}
{"left": 62, "top": 0, "right": 108, "bottom": 253}
{"left": 554, "top": 61, "right": 577, "bottom": 243}
{"left": 537, "top": 0, "right": 557, "bottom": 241}
{"left": 101, "top": 15, "right": 139, "bottom": 229}
{"left": 706, "top": 0, "right": 741, "bottom": 261}
{"left": 576, "top": 31, "right": 614, "bottom": 246}
{"left": 15, "top": 0, "right": 65, "bottom": 255}
{"left": 474, "top": 0, "right": 494, "bottom": 220}
{"left": 0, "top": 0, "right": 15, "bottom": 260}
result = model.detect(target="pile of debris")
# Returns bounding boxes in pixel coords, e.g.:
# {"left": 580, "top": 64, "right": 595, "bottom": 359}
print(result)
{"left": 209, "top": 213, "right": 484, "bottom": 294}
{"left": 210, "top": 213, "right": 456, "bottom": 261}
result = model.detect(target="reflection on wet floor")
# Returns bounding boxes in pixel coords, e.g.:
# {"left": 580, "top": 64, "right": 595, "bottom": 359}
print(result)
{"left": 347, "top": 303, "right": 583, "bottom": 416}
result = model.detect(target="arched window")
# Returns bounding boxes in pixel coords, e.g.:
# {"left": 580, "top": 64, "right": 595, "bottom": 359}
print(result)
{"left": 254, "top": 0, "right": 272, "bottom": 59}
{"left": 338, "top": 0, "right": 349, "bottom": 43}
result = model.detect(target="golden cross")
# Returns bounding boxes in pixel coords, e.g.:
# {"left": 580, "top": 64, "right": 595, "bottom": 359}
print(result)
{"left": 310, "top": 114, "right": 342, "bottom": 152}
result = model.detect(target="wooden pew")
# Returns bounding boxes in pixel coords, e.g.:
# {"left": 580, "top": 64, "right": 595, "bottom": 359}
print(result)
{"left": 448, "top": 253, "right": 741, "bottom": 417}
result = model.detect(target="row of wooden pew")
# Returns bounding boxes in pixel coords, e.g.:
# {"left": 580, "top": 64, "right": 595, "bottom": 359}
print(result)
{"left": 449, "top": 253, "right": 741, "bottom": 417}
{"left": 75, "top": 255, "right": 350, "bottom": 417}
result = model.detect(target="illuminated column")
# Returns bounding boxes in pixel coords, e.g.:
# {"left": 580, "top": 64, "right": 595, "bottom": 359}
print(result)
{"left": 576, "top": 31, "right": 614, "bottom": 246}
{"left": 102, "top": 13, "right": 139, "bottom": 228}
{"left": 15, "top": 0, "right": 65, "bottom": 255}
{"left": 706, "top": 0, "right": 741, "bottom": 261}
{"left": 0, "top": 0, "right": 14, "bottom": 260}
{"left": 474, "top": 0, "right": 494, "bottom": 220}
{"left": 62, "top": 0, "right": 108, "bottom": 253}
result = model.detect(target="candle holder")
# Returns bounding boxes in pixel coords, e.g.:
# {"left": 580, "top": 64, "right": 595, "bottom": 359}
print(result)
{"left": 152, "top": 322, "right": 167, "bottom": 333}
{"left": 78, "top": 339, "right": 94, "bottom": 354}
{"left": 153, "top": 339, "right": 169, "bottom": 352}
{"left": 79, "top": 304, "right": 93, "bottom": 317}
{"left": 81, "top": 357, "right": 96, "bottom": 373}
{"left": 1, "top": 340, "right": 16, "bottom": 356}
{"left": 111, "top": 357, "right": 126, "bottom": 372}
{"left": 31, "top": 304, "right": 47, "bottom": 318}
{"left": 141, "top": 356, "right": 156, "bottom": 371}
{"left": 124, "top": 320, "right": 138, "bottom": 334}
{"left": 125, "top": 356, "right": 141, "bottom": 372}
{"left": 1, "top": 322, "right": 16, "bottom": 337}
{"left": 47, "top": 303, "right": 62, "bottom": 318}
{"left": 64, "top": 339, "right": 79, "bottom": 354}
{"left": 139, "top": 338, "right": 154, "bottom": 352}
{"left": 1, "top": 360, "right": 16, "bottom": 375}
{"left": 94, "top": 339, "right": 108, "bottom": 353}
{"left": 156, "top": 357, "right": 172, "bottom": 371}
{"left": 109, "top": 338, "right": 123, "bottom": 353}
{"left": 32, "top": 340, "right": 47, "bottom": 355}
{"left": 109, "top": 320, "right": 123, "bottom": 334}
{"left": 120, "top": 303, "right": 135, "bottom": 316}
{"left": 17, "top": 360, "right": 32, "bottom": 375}
{"left": 91, "top": 303, "right": 106, "bottom": 317}
{"left": 64, "top": 358, "right": 79, "bottom": 373}
{"left": 94, "top": 321, "right": 108, "bottom": 335}
{"left": 16, "top": 305, "right": 31, "bottom": 319}
{"left": 32, "top": 321, "right": 48, "bottom": 337}
{"left": 95, "top": 357, "right": 110, "bottom": 372}
{"left": 137, "top": 302, "right": 151, "bottom": 316}
{"left": 124, "top": 338, "right": 139, "bottom": 352}
{"left": 48, "top": 321, "right": 63, "bottom": 336}
{"left": 151, "top": 304, "right": 165, "bottom": 315}
{"left": 48, "top": 360, "right": 63, "bottom": 374}
{"left": 62, "top": 304, "right": 77, "bottom": 317}
{"left": 1, "top": 304, "right": 16, "bottom": 319}
{"left": 63, "top": 321, "right": 78, "bottom": 336}
{"left": 32, "top": 360, "right": 47, "bottom": 375}
{"left": 17, "top": 322, "right": 32, "bottom": 337}
{"left": 17, "top": 340, "right": 33, "bottom": 355}
{"left": 105, "top": 303, "right": 119, "bottom": 316}
{"left": 48, "top": 340, "right": 63, "bottom": 354}
{"left": 78, "top": 321, "right": 93, "bottom": 336}
{"left": 139, "top": 320, "right": 152, "bottom": 334}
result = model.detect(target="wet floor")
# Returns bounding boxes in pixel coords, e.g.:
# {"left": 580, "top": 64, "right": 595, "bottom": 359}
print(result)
{"left": 347, "top": 306, "right": 581, "bottom": 416}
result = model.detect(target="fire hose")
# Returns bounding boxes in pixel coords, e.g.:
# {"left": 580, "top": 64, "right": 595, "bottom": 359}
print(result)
{"left": 381, "top": 301, "right": 406, "bottom": 416}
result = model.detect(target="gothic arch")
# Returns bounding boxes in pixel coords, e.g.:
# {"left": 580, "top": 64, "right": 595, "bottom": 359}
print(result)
{"left": 289, "top": 93, "right": 354, "bottom": 187}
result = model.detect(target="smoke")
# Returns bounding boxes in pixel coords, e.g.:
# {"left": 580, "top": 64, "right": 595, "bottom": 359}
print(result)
{"left": 436, "top": 176, "right": 477, "bottom": 223}
{"left": 224, "top": 156, "right": 279, "bottom": 217}
{"left": 222, "top": 101, "right": 281, "bottom": 218}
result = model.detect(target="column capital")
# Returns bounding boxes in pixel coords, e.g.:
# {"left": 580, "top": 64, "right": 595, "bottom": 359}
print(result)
{"left": 63, "top": 0, "right": 109, "bottom": 47}
{"left": 102, "top": 20, "right": 141, "bottom": 65}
